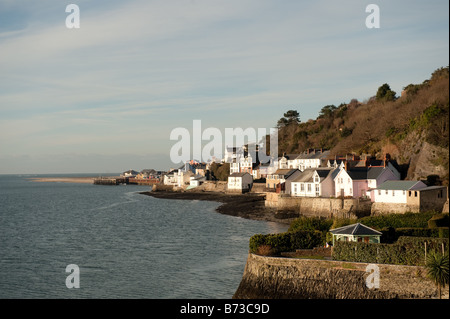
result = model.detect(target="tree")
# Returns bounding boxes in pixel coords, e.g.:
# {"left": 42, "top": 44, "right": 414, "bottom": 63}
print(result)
{"left": 376, "top": 83, "right": 397, "bottom": 102}
{"left": 318, "top": 104, "right": 337, "bottom": 118}
{"left": 277, "top": 110, "right": 300, "bottom": 127}
{"left": 426, "top": 251, "right": 449, "bottom": 299}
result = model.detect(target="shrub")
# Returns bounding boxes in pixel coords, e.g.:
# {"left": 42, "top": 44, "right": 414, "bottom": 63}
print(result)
{"left": 428, "top": 214, "right": 449, "bottom": 228}
{"left": 288, "top": 216, "right": 333, "bottom": 232}
{"left": 359, "top": 211, "right": 436, "bottom": 229}
{"left": 249, "top": 230, "right": 325, "bottom": 256}
{"left": 256, "top": 245, "right": 273, "bottom": 256}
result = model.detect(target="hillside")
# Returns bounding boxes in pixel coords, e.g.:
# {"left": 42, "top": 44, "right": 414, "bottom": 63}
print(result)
{"left": 275, "top": 67, "right": 449, "bottom": 185}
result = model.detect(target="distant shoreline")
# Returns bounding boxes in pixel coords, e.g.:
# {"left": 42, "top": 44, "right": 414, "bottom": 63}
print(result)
{"left": 27, "top": 177, "right": 95, "bottom": 184}
{"left": 140, "top": 190, "right": 296, "bottom": 226}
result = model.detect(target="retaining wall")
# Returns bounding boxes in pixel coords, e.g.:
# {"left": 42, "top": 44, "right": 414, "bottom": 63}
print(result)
{"left": 233, "top": 253, "right": 447, "bottom": 299}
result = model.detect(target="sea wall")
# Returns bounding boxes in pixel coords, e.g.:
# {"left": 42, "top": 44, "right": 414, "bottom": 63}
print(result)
{"left": 265, "top": 193, "right": 371, "bottom": 218}
{"left": 233, "top": 253, "right": 446, "bottom": 299}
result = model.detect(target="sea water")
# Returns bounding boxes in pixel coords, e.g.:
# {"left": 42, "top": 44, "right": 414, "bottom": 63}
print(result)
{"left": 0, "top": 174, "right": 287, "bottom": 299}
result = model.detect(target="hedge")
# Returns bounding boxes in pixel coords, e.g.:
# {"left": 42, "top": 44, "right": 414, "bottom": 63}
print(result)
{"left": 380, "top": 227, "right": 449, "bottom": 243}
{"left": 428, "top": 213, "right": 449, "bottom": 228}
{"left": 332, "top": 236, "right": 449, "bottom": 266}
{"left": 249, "top": 230, "right": 325, "bottom": 255}
{"left": 359, "top": 211, "right": 436, "bottom": 229}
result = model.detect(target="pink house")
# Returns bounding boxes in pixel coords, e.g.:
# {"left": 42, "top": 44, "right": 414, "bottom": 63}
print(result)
{"left": 334, "top": 166, "right": 399, "bottom": 199}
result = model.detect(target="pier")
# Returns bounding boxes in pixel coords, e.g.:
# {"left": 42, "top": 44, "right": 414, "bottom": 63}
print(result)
{"left": 93, "top": 176, "right": 161, "bottom": 185}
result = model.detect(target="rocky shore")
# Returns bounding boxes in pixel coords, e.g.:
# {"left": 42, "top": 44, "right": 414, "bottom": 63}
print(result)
{"left": 140, "top": 190, "right": 298, "bottom": 225}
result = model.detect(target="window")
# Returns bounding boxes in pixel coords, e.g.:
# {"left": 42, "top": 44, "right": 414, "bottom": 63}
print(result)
{"left": 403, "top": 190, "right": 406, "bottom": 195}
{"left": 414, "top": 191, "right": 417, "bottom": 197}
{"left": 378, "top": 190, "right": 381, "bottom": 195}
{"left": 300, "top": 184, "right": 304, "bottom": 192}
{"left": 392, "top": 190, "right": 395, "bottom": 196}
{"left": 409, "top": 191, "right": 412, "bottom": 196}
{"left": 385, "top": 190, "right": 388, "bottom": 195}
{"left": 307, "top": 184, "right": 312, "bottom": 192}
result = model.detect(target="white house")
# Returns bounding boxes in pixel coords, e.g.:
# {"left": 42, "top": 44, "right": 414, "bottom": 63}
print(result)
{"left": 176, "top": 170, "right": 194, "bottom": 187}
{"left": 290, "top": 168, "right": 339, "bottom": 197}
{"left": 278, "top": 154, "right": 300, "bottom": 169}
{"left": 373, "top": 180, "right": 427, "bottom": 204}
{"left": 295, "top": 149, "right": 330, "bottom": 171}
{"left": 189, "top": 174, "right": 206, "bottom": 188}
{"left": 163, "top": 172, "right": 178, "bottom": 185}
{"left": 227, "top": 172, "right": 253, "bottom": 193}
{"left": 334, "top": 166, "right": 400, "bottom": 199}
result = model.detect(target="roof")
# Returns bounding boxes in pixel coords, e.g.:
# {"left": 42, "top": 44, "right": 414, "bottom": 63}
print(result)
{"left": 291, "top": 168, "right": 334, "bottom": 183}
{"left": 345, "top": 167, "right": 387, "bottom": 180}
{"left": 279, "top": 154, "right": 300, "bottom": 160}
{"left": 229, "top": 172, "right": 252, "bottom": 178}
{"left": 330, "top": 223, "right": 382, "bottom": 236}
{"left": 273, "top": 169, "right": 298, "bottom": 177}
{"left": 377, "top": 180, "right": 425, "bottom": 190}
{"left": 296, "top": 150, "right": 330, "bottom": 160}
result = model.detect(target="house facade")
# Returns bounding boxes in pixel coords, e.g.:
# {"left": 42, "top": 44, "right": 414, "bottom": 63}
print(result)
{"left": 372, "top": 181, "right": 448, "bottom": 214}
{"left": 227, "top": 172, "right": 253, "bottom": 193}
{"left": 334, "top": 166, "right": 400, "bottom": 199}
{"left": 266, "top": 169, "right": 298, "bottom": 190}
{"left": 290, "top": 168, "right": 338, "bottom": 197}
{"left": 373, "top": 180, "right": 427, "bottom": 204}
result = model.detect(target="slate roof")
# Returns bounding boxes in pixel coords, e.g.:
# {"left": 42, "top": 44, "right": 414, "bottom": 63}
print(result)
{"left": 229, "top": 172, "right": 252, "bottom": 178}
{"left": 346, "top": 167, "right": 387, "bottom": 180}
{"left": 296, "top": 150, "right": 330, "bottom": 160}
{"left": 291, "top": 168, "right": 335, "bottom": 183}
{"left": 376, "top": 180, "right": 425, "bottom": 190}
{"left": 330, "top": 223, "right": 382, "bottom": 236}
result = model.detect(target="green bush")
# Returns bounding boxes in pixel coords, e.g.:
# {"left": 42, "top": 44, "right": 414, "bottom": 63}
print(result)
{"left": 439, "top": 228, "right": 449, "bottom": 238}
{"left": 249, "top": 230, "right": 325, "bottom": 256}
{"left": 428, "top": 214, "right": 449, "bottom": 228}
{"left": 288, "top": 216, "right": 333, "bottom": 232}
{"left": 359, "top": 211, "right": 436, "bottom": 229}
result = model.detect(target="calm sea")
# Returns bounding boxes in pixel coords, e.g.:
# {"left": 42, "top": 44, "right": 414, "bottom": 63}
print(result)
{"left": 0, "top": 174, "right": 287, "bottom": 299}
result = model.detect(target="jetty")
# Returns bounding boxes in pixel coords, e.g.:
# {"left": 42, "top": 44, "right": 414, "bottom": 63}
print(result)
{"left": 93, "top": 176, "right": 160, "bottom": 185}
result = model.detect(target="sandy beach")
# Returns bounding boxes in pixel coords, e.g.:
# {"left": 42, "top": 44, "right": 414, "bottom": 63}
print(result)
{"left": 27, "top": 177, "right": 95, "bottom": 184}
{"left": 140, "top": 190, "right": 298, "bottom": 225}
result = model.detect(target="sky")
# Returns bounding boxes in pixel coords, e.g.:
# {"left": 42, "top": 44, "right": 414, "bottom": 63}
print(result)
{"left": 0, "top": 0, "right": 448, "bottom": 174}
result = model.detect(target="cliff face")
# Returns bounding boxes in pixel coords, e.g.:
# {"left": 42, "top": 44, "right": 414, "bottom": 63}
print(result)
{"left": 388, "top": 130, "right": 449, "bottom": 181}
{"left": 233, "top": 253, "right": 446, "bottom": 299}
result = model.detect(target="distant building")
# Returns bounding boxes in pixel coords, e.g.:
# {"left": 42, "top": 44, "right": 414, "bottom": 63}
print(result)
{"left": 227, "top": 172, "right": 253, "bottom": 193}
{"left": 266, "top": 169, "right": 298, "bottom": 191}
{"left": 121, "top": 169, "right": 139, "bottom": 177}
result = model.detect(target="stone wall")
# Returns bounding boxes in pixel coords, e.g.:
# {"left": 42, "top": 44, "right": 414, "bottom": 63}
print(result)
{"left": 265, "top": 193, "right": 371, "bottom": 218}
{"left": 233, "top": 253, "right": 447, "bottom": 299}
{"left": 371, "top": 202, "right": 418, "bottom": 215}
